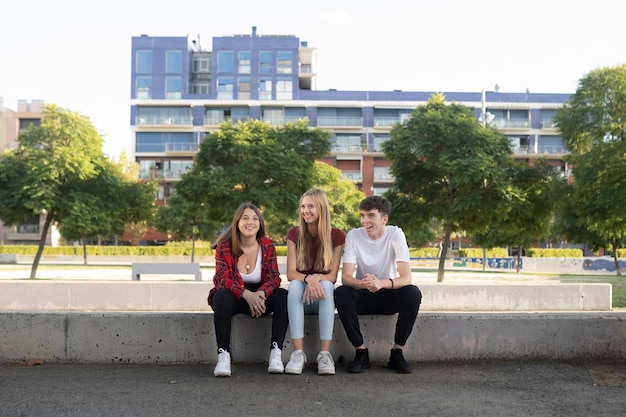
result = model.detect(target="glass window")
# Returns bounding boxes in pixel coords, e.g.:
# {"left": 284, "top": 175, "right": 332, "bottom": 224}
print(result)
{"left": 217, "top": 51, "right": 234, "bottom": 73}
{"left": 166, "top": 50, "right": 183, "bottom": 73}
{"left": 238, "top": 51, "right": 251, "bottom": 74}
{"left": 259, "top": 51, "right": 272, "bottom": 74}
{"left": 193, "top": 55, "right": 210, "bottom": 72}
{"left": 373, "top": 135, "right": 390, "bottom": 151}
{"left": 276, "top": 79, "right": 293, "bottom": 100}
{"left": 136, "top": 106, "right": 191, "bottom": 125}
{"left": 217, "top": 77, "right": 234, "bottom": 99}
{"left": 136, "top": 76, "right": 152, "bottom": 99}
{"left": 374, "top": 167, "right": 393, "bottom": 181}
{"left": 259, "top": 79, "right": 272, "bottom": 100}
{"left": 165, "top": 77, "right": 182, "bottom": 99}
{"left": 192, "top": 82, "right": 210, "bottom": 95}
{"left": 136, "top": 50, "right": 152, "bottom": 73}
{"left": 136, "top": 132, "right": 194, "bottom": 153}
{"left": 238, "top": 77, "right": 251, "bottom": 99}
{"left": 277, "top": 51, "right": 293, "bottom": 74}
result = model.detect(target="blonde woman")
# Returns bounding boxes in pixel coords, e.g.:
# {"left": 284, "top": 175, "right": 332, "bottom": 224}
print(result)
{"left": 285, "top": 189, "right": 345, "bottom": 375}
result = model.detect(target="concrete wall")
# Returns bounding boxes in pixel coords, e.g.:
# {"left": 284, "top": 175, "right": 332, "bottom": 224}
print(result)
{"left": 2, "top": 312, "right": 625, "bottom": 364}
{"left": 0, "top": 281, "right": 612, "bottom": 312}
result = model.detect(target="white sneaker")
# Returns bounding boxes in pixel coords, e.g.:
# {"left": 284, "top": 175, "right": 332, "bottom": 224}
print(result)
{"left": 214, "top": 348, "right": 231, "bottom": 377}
{"left": 268, "top": 342, "right": 284, "bottom": 374}
{"left": 285, "top": 350, "right": 307, "bottom": 375}
{"left": 317, "top": 351, "right": 335, "bottom": 375}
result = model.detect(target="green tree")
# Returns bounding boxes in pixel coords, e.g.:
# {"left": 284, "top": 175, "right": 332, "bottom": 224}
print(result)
{"left": 0, "top": 104, "right": 155, "bottom": 277}
{"left": 174, "top": 119, "right": 331, "bottom": 241}
{"left": 58, "top": 158, "right": 156, "bottom": 264}
{"left": 474, "top": 161, "right": 558, "bottom": 272}
{"left": 554, "top": 65, "right": 626, "bottom": 275}
{"left": 383, "top": 93, "right": 515, "bottom": 282}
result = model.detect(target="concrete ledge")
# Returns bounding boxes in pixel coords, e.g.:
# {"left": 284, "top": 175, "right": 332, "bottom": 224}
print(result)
{"left": 0, "top": 281, "right": 612, "bottom": 312}
{"left": 1, "top": 312, "right": 625, "bottom": 364}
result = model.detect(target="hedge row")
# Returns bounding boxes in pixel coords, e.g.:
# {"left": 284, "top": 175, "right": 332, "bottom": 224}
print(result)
{"left": 0, "top": 245, "right": 590, "bottom": 258}
{"left": 525, "top": 248, "right": 583, "bottom": 257}
{"left": 458, "top": 248, "right": 509, "bottom": 258}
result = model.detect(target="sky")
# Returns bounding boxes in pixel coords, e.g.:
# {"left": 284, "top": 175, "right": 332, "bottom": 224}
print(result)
{"left": 1, "top": 0, "right": 625, "bottom": 157}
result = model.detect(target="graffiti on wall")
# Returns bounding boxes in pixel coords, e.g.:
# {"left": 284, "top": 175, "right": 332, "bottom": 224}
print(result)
{"left": 410, "top": 257, "right": 519, "bottom": 270}
{"left": 582, "top": 258, "right": 626, "bottom": 272}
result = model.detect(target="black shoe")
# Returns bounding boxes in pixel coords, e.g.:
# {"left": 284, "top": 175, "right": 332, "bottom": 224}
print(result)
{"left": 347, "top": 348, "right": 371, "bottom": 373}
{"left": 388, "top": 348, "right": 412, "bottom": 373}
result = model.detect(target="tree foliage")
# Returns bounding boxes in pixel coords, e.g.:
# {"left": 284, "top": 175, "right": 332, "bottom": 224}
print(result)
{"left": 383, "top": 93, "right": 516, "bottom": 281}
{"left": 554, "top": 65, "right": 626, "bottom": 275}
{"left": 0, "top": 104, "right": 155, "bottom": 276}
{"left": 169, "top": 119, "right": 332, "bottom": 241}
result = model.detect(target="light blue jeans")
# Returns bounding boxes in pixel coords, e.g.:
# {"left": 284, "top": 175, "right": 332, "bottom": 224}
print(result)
{"left": 287, "top": 279, "right": 335, "bottom": 340}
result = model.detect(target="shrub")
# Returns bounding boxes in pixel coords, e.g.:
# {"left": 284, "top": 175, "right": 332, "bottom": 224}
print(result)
{"left": 458, "top": 248, "right": 509, "bottom": 258}
{"left": 526, "top": 248, "right": 583, "bottom": 257}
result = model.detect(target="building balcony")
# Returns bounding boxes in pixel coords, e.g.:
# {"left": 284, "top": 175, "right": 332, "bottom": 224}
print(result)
{"left": 491, "top": 119, "right": 531, "bottom": 129}
{"left": 373, "top": 117, "right": 401, "bottom": 128}
{"left": 204, "top": 116, "right": 250, "bottom": 126}
{"left": 262, "top": 116, "right": 307, "bottom": 125}
{"left": 341, "top": 170, "right": 362, "bottom": 181}
{"left": 513, "top": 146, "right": 568, "bottom": 156}
{"left": 317, "top": 116, "right": 363, "bottom": 128}
{"left": 164, "top": 142, "right": 198, "bottom": 155}
{"left": 136, "top": 116, "right": 193, "bottom": 126}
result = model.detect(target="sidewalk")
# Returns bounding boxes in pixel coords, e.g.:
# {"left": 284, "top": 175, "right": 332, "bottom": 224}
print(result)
{"left": 1, "top": 360, "right": 624, "bottom": 417}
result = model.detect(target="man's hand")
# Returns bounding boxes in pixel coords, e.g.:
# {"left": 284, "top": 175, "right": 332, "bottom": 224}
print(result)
{"left": 361, "top": 273, "right": 384, "bottom": 293}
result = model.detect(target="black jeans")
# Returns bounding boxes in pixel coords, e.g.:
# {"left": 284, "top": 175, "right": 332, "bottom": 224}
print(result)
{"left": 334, "top": 285, "right": 422, "bottom": 348}
{"left": 210, "top": 285, "right": 289, "bottom": 352}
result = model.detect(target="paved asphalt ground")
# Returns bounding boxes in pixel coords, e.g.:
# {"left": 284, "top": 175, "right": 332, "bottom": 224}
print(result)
{"left": 1, "top": 264, "right": 624, "bottom": 416}
{"left": 1, "top": 360, "right": 625, "bottom": 417}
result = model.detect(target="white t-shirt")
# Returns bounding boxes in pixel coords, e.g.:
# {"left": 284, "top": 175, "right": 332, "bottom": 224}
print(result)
{"left": 343, "top": 225, "right": 410, "bottom": 280}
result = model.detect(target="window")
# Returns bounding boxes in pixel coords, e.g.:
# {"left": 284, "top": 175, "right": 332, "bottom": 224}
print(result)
{"left": 238, "top": 77, "right": 251, "bottom": 99}
{"left": 259, "top": 51, "right": 272, "bottom": 74}
{"left": 193, "top": 55, "right": 210, "bottom": 72}
{"left": 277, "top": 51, "right": 293, "bottom": 74}
{"left": 374, "top": 167, "right": 393, "bottom": 181}
{"left": 276, "top": 78, "right": 293, "bottom": 100}
{"left": 238, "top": 51, "right": 251, "bottom": 74}
{"left": 136, "top": 76, "right": 152, "bottom": 99}
{"left": 217, "top": 77, "right": 234, "bottom": 99}
{"left": 192, "top": 82, "right": 210, "bottom": 95}
{"left": 259, "top": 79, "right": 272, "bottom": 100}
{"left": 373, "top": 135, "right": 390, "bottom": 151}
{"left": 217, "top": 50, "right": 234, "bottom": 73}
{"left": 166, "top": 50, "right": 183, "bottom": 73}
{"left": 136, "top": 50, "right": 152, "bottom": 73}
{"left": 165, "top": 77, "right": 182, "bottom": 99}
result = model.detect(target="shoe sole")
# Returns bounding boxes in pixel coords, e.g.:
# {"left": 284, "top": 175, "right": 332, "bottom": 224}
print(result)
{"left": 268, "top": 367, "right": 284, "bottom": 374}
{"left": 214, "top": 372, "right": 231, "bottom": 377}
{"left": 285, "top": 367, "right": 304, "bottom": 375}
{"left": 347, "top": 363, "right": 371, "bottom": 373}
{"left": 318, "top": 368, "right": 335, "bottom": 375}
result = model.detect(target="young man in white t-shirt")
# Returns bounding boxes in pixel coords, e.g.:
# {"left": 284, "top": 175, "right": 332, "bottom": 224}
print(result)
{"left": 334, "top": 196, "right": 422, "bottom": 373}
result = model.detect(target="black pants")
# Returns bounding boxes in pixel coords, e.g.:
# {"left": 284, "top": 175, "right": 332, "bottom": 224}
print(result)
{"left": 334, "top": 285, "right": 422, "bottom": 348}
{"left": 210, "top": 285, "right": 289, "bottom": 352}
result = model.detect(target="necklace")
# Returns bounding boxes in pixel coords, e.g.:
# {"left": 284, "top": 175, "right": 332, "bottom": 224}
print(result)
{"left": 242, "top": 243, "right": 258, "bottom": 272}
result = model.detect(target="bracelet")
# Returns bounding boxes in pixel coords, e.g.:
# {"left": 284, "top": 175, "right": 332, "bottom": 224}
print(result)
{"left": 303, "top": 274, "right": 310, "bottom": 284}
{"left": 389, "top": 278, "right": 394, "bottom": 289}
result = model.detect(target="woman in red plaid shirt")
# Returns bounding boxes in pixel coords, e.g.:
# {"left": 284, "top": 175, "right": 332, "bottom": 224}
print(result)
{"left": 208, "top": 203, "right": 288, "bottom": 377}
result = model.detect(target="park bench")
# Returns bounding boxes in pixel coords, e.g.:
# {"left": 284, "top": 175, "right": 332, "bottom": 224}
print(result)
{"left": 131, "top": 262, "right": 202, "bottom": 281}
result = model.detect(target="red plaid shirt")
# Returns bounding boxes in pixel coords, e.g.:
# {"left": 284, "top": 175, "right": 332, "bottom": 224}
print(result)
{"left": 207, "top": 237, "right": 281, "bottom": 305}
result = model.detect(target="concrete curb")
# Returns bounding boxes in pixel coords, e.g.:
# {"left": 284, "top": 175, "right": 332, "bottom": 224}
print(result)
{"left": 2, "top": 311, "right": 625, "bottom": 364}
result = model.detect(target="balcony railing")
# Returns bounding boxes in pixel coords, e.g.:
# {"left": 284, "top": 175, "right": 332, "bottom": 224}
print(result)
{"left": 204, "top": 116, "right": 250, "bottom": 125}
{"left": 373, "top": 117, "right": 401, "bottom": 128}
{"left": 317, "top": 116, "right": 363, "bottom": 127}
{"left": 262, "top": 116, "right": 306, "bottom": 125}
{"left": 491, "top": 119, "right": 531, "bottom": 129}
{"left": 341, "top": 170, "right": 362, "bottom": 181}
{"left": 513, "top": 146, "right": 567, "bottom": 155}
{"left": 165, "top": 143, "right": 198, "bottom": 153}
{"left": 136, "top": 116, "right": 192, "bottom": 125}
{"left": 139, "top": 169, "right": 187, "bottom": 180}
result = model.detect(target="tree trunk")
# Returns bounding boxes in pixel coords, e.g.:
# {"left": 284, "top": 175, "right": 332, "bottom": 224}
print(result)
{"left": 516, "top": 245, "right": 522, "bottom": 273}
{"left": 30, "top": 213, "right": 54, "bottom": 279}
{"left": 482, "top": 247, "right": 487, "bottom": 271}
{"left": 437, "top": 222, "right": 453, "bottom": 282}
{"left": 82, "top": 237, "right": 88, "bottom": 265}
{"left": 191, "top": 233, "right": 196, "bottom": 263}
{"left": 612, "top": 239, "right": 622, "bottom": 276}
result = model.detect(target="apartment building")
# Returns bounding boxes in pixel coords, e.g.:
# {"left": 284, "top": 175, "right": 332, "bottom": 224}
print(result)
{"left": 0, "top": 98, "right": 59, "bottom": 245}
{"left": 130, "top": 28, "right": 572, "bottom": 242}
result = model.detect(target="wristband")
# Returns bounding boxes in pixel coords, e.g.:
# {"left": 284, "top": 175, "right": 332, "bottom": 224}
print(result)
{"left": 389, "top": 278, "right": 394, "bottom": 289}
{"left": 304, "top": 274, "right": 310, "bottom": 284}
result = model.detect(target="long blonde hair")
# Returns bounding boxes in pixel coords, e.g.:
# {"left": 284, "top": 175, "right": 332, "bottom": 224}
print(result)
{"left": 297, "top": 188, "right": 333, "bottom": 272}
